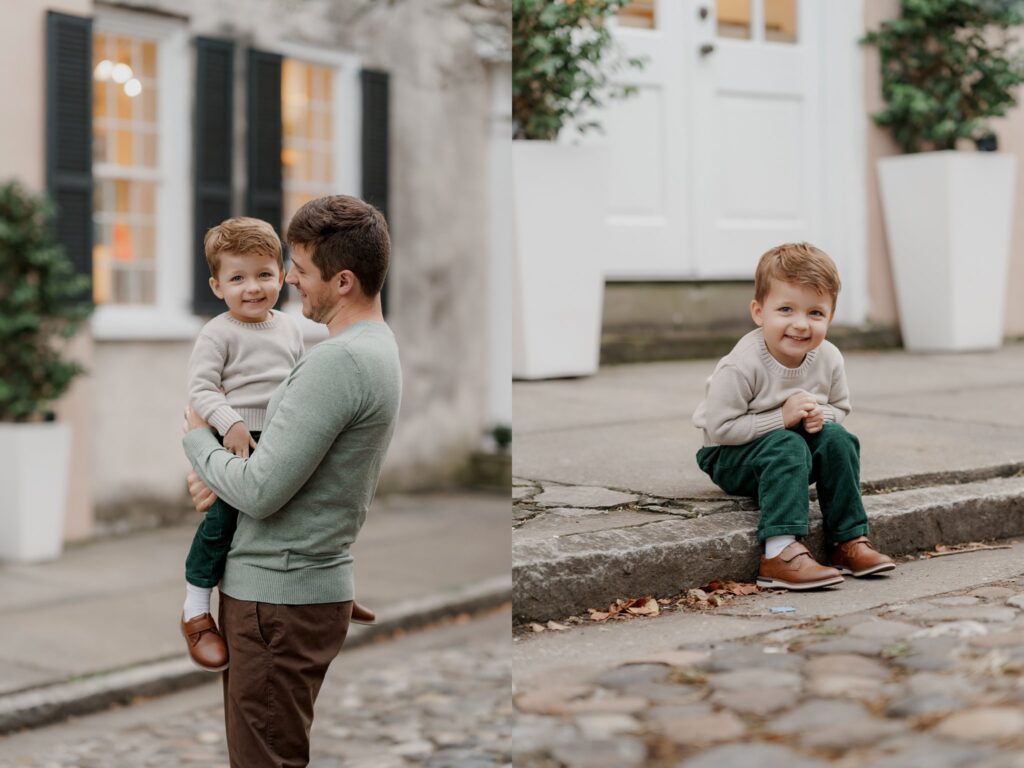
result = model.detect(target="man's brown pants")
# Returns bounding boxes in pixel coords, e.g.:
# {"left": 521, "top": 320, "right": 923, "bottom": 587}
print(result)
{"left": 219, "top": 593, "right": 353, "bottom": 767}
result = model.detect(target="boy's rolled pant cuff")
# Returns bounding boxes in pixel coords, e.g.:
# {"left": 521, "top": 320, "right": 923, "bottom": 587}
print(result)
{"left": 830, "top": 523, "right": 870, "bottom": 546}
{"left": 758, "top": 524, "right": 809, "bottom": 542}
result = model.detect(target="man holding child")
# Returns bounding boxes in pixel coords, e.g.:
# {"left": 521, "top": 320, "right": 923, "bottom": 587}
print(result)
{"left": 182, "top": 195, "right": 401, "bottom": 767}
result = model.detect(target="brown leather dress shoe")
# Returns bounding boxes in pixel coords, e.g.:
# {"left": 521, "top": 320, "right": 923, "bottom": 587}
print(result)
{"left": 351, "top": 600, "right": 376, "bottom": 625}
{"left": 180, "top": 613, "right": 229, "bottom": 671}
{"left": 758, "top": 541, "right": 845, "bottom": 590}
{"left": 831, "top": 536, "right": 896, "bottom": 577}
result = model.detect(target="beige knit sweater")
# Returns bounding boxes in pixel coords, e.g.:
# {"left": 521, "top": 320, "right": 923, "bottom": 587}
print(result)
{"left": 692, "top": 328, "right": 851, "bottom": 447}
{"left": 186, "top": 310, "right": 304, "bottom": 436}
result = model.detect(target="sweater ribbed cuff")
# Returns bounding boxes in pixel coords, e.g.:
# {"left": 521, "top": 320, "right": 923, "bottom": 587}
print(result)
{"left": 754, "top": 408, "right": 785, "bottom": 438}
{"left": 209, "top": 405, "right": 244, "bottom": 436}
{"left": 822, "top": 405, "right": 838, "bottom": 424}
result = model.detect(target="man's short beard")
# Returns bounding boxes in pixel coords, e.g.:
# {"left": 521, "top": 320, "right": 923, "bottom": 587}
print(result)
{"left": 304, "top": 295, "right": 331, "bottom": 323}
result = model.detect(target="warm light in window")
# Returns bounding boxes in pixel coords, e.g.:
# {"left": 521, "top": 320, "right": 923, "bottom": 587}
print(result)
{"left": 94, "top": 59, "right": 113, "bottom": 81}
{"left": 112, "top": 63, "right": 133, "bottom": 84}
{"left": 124, "top": 78, "right": 142, "bottom": 97}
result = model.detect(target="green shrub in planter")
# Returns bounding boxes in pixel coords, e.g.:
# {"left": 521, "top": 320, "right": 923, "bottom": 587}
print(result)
{"left": 0, "top": 181, "right": 92, "bottom": 422}
{"left": 863, "top": 0, "right": 1024, "bottom": 153}
{"left": 513, "top": 0, "right": 644, "bottom": 140}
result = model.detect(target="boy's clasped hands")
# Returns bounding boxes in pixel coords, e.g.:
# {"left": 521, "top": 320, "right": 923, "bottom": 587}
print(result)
{"left": 782, "top": 391, "right": 824, "bottom": 433}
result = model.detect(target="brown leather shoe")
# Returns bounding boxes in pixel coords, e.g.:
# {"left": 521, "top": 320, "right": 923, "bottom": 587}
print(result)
{"left": 351, "top": 600, "right": 376, "bottom": 625}
{"left": 180, "top": 613, "right": 229, "bottom": 671}
{"left": 831, "top": 536, "right": 896, "bottom": 577}
{"left": 758, "top": 541, "right": 845, "bottom": 590}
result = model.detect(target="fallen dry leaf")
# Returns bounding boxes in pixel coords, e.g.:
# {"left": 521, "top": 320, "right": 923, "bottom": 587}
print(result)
{"left": 703, "top": 580, "right": 760, "bottom": 596}
{"left": 922, "top": 542, "right": 1012, "bottom": 559}
{"left": 546, "top": 620, "right": 570, "bottom": 631}
{"left": 529, "top": 622, "right": 546, "bottom": 633}
{"left": 624, "top": 597, "right": 660, "bottom": 617}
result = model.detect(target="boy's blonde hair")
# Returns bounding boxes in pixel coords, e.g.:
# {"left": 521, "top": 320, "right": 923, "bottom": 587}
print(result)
{"left": 754, "top": 242, "right": 841, "bottom": 312}
{"left": 203, "top": 217, "right": 283, "bottom": 278}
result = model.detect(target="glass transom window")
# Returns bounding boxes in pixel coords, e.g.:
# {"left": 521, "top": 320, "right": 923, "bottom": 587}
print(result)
{"left": 92, "top": 31, "right": 159, "bottom": 305}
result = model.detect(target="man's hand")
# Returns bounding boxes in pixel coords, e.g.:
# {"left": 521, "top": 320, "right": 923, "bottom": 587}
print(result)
{"left": 184, "top": 406, "right": 211, "bottom": 433}
{"left": 803, "top": 404, "right": 825, "bottom": 434}
{"left": 188, "top": 471, "right": 218, "bottom": 513}
{"left": 223, "top": 421, "right": 258, "bottom": 458}
{"left": 782, "top": 391, "right": 818, "bottom": 429}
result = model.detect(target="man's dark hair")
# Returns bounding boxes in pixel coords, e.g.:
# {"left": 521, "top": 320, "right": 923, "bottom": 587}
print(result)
{"left": 285, "top": 195, "right": 390, "bottom": 296}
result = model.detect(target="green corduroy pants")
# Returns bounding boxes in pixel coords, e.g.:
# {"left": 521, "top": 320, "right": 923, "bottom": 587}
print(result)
{"left": 696, "top": 422, "right": 869, "bottom": 544}
{"left": 185, "top": 430, "right": 261, "bottom": 588}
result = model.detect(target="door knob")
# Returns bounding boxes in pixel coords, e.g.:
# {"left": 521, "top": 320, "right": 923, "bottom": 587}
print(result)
{"left": 699, "top": 43, "right": 715, "bottom": 56}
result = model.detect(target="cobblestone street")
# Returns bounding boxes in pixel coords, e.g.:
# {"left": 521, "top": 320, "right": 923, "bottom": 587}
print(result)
{"left": 0, "top": 608, "right": 511, "bottom": 768}
{"left": 512, "top": 541, "right": 1024, "bottom": 767}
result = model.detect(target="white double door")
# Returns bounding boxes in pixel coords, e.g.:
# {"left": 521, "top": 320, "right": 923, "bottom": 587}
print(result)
{"left": 601, "top": 0, "right": 833, "bottom": 280}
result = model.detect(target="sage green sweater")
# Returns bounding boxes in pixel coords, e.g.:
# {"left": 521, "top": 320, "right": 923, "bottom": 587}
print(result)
{"left": 182, "top": 320, "right": 401, "bottom": 605}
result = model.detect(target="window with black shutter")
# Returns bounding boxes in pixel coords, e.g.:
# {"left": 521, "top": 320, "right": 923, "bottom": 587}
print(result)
{"left": 193, "top": 37, "right": 235, "bottom": 315}
{"left": 361, "top": 69, "right": 390, "bottom": 314}
{"left": 46, "top": 11, "right": 93, "bottom": 302}
{"left": 246, "top": 49, "right": 283, "bottom": 236}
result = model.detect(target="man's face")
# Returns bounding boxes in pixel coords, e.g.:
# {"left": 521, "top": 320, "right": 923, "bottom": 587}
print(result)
{"left": 285, "top": 243, "right": 336, "bottom": 323}
{"left": 750, "top": 279, "right": 833, "bottom": 368}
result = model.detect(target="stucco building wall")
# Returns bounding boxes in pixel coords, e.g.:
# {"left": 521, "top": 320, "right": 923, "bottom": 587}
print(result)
{"left": 3, "top": 0, "right": 509, "bottom": 535}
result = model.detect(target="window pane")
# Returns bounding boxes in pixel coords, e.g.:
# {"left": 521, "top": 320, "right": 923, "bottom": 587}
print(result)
{"left": 765, "top": 0, "right": 797, "bottom": 42}
{"left": 281, "top": 58, "right": 336, "bottom": 232}
{"left": 114, "top": 130, "right": 134, "bottom": 165}
{"left": 617, "top": 0, "right": 656, "bottom": 29}
{"left": 92, "top": 29, "right": 162, "bottom": 307}
{"left": 140, "top": 41, "right": 157, "bottom": 79}
{"left": 92, "top": 126, "right": 108, "bottom": 164}
{"left": 717, "top": 0, "right": 751, "bottom": 39}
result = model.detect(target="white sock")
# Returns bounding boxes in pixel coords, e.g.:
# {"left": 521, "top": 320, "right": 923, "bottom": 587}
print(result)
{"left": 765, "top": 535, "right": 797, "bottom": 559}
{"left": 184, "top": 583, "right": 212, "bottom": 621}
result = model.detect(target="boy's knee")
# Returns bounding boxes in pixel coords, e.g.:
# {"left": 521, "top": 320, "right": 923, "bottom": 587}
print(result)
{"left": 761, "top": 429, "right": 812, "bottom": 466}
{"left": 817, "top": 422, "right": 860, "bottom": 454}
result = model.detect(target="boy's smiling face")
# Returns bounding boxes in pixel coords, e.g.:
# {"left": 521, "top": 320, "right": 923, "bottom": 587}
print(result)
{"left": 751, "top": 279, "right": 833, "bottom": 368}
{"left": 210, "top": 252, "right": 284, "bottom": 323}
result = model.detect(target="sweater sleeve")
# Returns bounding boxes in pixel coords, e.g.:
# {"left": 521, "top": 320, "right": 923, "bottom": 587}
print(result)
{"left": 702, "top": 364, "right": 784, "bottom": 446}
{"left": 823, "top": 351, "right": 852, "bottom": 424}
{"left": 186, "top": 332, "right": 243, "bottom": 437}
{"left": 182, "top": 345, "right": 362, "bottom": 520}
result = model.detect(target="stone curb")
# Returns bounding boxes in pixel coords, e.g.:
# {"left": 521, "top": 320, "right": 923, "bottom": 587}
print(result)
{"left": 0, "top": 575, "right": 511, "bottom": 735}
{"left": 512, "top": 476, "right": 1024, "bottom": 624}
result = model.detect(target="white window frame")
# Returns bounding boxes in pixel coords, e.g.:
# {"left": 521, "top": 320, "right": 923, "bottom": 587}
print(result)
{"left": 90, "top": 8, "right": 199, "bottom": 340}
{"left": 263, "top": 42, "right": 363, "bottom": 340}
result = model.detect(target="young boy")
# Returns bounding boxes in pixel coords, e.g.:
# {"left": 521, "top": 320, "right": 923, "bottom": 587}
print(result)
{"left": 692, "top": 242, "right": 894, "bottom": 590}
{"left": 180, "top": 217, "right": 375, "bottom": 671}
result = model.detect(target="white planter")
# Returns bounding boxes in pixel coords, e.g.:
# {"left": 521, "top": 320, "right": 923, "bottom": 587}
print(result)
{"left": 512, "top": 141, "right": 607, "bottom": 379}
{"left": 0, "top": 422, "right": 71, "bottom": 562}
{"left": 878, "top": 151, "right": 1016, "bottom": 352}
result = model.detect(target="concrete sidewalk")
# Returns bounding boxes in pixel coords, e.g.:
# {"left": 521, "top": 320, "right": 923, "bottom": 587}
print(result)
{"left": 513, "top": 344, "right": 1024, "bottom": 622}
{"left": 0, "top": 492, "right": 510, "bottom": 733}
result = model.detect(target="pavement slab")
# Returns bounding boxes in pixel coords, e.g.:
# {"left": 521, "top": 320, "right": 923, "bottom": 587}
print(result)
{"left": 0, "top": 492, "right": 510, "bottom": 729}
{"left": 513, "top": 540, "right": 1024, "bottom": 767}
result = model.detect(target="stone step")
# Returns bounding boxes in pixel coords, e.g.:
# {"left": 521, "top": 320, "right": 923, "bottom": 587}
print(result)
{"left": 512, "top": 475, "right": 1024, "bottom": 624}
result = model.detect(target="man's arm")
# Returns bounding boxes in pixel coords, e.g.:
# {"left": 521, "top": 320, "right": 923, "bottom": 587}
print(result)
{"left": 183, "top": 345, "right": 362, "bottom": 519}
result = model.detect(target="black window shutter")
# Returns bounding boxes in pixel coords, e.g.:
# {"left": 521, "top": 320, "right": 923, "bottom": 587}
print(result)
{"left": 46, "top": 11, "right": 93, "bottom": 302}
{"left": 193, "top": 37, "right": 235, "bottom": 315}
{"left": 246, "top": 49, "right": 282, "bottom": 236}
{"left": 361, "top": 69, "right": 390, "bottom": 315}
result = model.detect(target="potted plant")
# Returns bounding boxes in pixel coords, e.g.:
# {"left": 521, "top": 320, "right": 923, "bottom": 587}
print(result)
{"left": 0, "top": 181, "right": 92, "bottom": 562}
{"left": 864, "top": 0, "right": 1024, "bottom": 351}
{"left": 512, "top": 0, "right": 642, "bottom": 378}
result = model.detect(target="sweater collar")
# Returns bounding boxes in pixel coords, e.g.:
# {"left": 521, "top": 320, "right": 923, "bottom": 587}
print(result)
{"left": 224, "top": 309, "right": 279, "bottom": 330}
{"left": 755, "top": 328, "right": 819, "bottom": 378}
